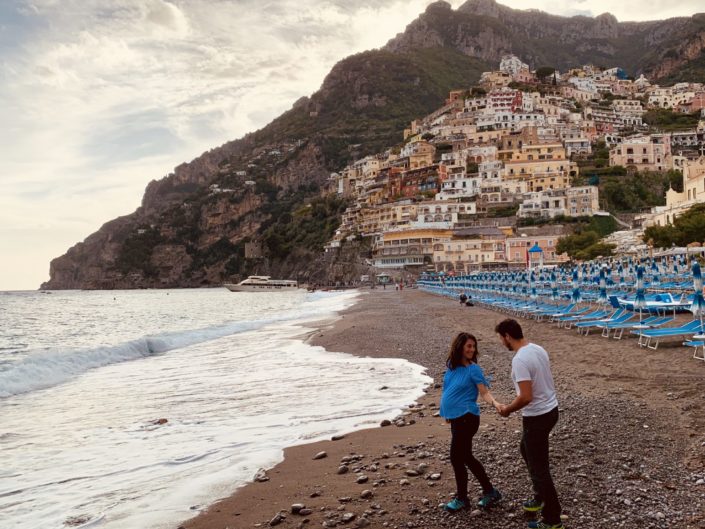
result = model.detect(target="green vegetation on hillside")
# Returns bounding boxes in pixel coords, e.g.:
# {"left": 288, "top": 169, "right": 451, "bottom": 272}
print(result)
{"left": 643, "top": 203, "right": 705, "bottom": 247}
{"left": 253, "top": 47, "right": 488, "bottom": 170}
{"left": 556, "top": 216, "right": 619, "bottom": 260}
{"left": 642, "top": 109, "right": 702, "bottom": 131}
{"left": 261, "top": 194, "right": 348, "bottom": 260}
{"left": 116, "top": 227, "right": 163, "bottom": 277}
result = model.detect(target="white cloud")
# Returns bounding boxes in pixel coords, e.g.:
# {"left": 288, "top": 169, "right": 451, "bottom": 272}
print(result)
{"left": 0, "top": 0, "right": 702, "bottom": 289}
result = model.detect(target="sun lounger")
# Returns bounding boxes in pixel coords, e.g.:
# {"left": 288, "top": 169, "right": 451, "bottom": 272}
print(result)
{"left": 574, "top": 309, "right": 631, "bottom": 335}
{"left": 631, "top": 320, "right": 705, "bottom": 349}
{"left": 549, "top": 306, "right": 589, "bottom": 323}
{"left": 557, "top": 309, "right": 610, "bottom": 329}
{"left": 684, "top": 340, "right": 705, "bottom": 361}
{"left": 607, "top": 316, "right": 673, "bottom": 340}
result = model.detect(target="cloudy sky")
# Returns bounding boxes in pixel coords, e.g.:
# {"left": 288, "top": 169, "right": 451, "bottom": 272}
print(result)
{"left": 1, "top": 0, "right": 703, "bottom": 290}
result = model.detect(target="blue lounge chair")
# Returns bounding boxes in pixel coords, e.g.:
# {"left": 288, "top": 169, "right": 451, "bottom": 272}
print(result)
{"left": 632, "top": 320, "right": 705, "bottom": 349}
{"left": 557, "top": 309, "right": 610, "bottom": 329}
{"left": 684, "top": 339, "right": 705, "bottom": 361}
{"left": 549, "top": 306, "right": 590, "bottom": 324}
{"left": 574, "top": 309, "right": 631, "bottom": 335}
{"left": 607, "top": 316, "right": 674, "bottom": 340}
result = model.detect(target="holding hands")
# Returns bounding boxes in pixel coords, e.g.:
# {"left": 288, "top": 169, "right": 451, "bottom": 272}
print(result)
{"left": 492, "top": 399, "right": 511, "bottom": 417}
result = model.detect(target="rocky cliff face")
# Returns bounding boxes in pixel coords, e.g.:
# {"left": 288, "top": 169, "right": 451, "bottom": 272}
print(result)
{"left": 385, "top": 0, "right": 705, "bottom": 79}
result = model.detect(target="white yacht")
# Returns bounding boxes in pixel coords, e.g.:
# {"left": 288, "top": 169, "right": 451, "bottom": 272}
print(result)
{"left": 223, "top": 275, "right": 298, "bottom": 292}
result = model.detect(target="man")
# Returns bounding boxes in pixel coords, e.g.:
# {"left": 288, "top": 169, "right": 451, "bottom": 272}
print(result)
{"left": 494, "top": 318, "right": 564, "bottom": 529}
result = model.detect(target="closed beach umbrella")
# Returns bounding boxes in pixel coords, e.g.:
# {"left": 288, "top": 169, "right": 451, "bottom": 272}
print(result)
{"left": 550, "top": 270, "right": 559, "bottom": 301}
{"left": 530, "top": 270, "right": 538, "bottom": 300}
{"left": 690, "top": 261, "right": 705, "bottom": 331}
{"left": 598, "top": 266, "right": 607, "bottom": 304}
{"left": 634, "top": 264, "right": 647, "bottom": 323}
{"left": 618, "top": 263, "right": 626, "bottom": 287}
{"left": 571, "top": 268, "right": 582, "bottom": 304}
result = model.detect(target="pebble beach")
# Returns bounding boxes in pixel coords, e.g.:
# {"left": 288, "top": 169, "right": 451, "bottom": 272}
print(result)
{"left": 179, "top": 288, "right": 705, "bottom": 529}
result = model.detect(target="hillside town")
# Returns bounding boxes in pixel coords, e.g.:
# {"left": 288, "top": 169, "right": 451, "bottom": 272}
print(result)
{"left": 326, "top": 55, "right": 705, "bottom": 275}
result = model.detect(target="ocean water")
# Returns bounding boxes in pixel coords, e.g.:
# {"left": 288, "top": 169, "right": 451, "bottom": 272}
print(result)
{"left": 0, "top": 288, "right": 431, "bottom": 529}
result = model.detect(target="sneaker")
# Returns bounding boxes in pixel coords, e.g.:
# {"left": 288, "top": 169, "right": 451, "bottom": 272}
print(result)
{"left": 527, "top": 521, "right": 564, "bottom": 529}
{"left": 523, "top": 499, "right": 544, "bottom": 512}
{"left": 443, "top": 498, "right": 468, "bottom": 512}
{"left": 477, "top": 488, "right": 502, "bottom": 508}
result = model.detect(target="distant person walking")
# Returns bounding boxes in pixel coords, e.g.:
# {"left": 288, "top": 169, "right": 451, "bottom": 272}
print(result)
{"left": 494, "top": 318, "right": 564, "bottom": 529}
{"left": 439, "top": 332, "right": 502, "bottom": 512}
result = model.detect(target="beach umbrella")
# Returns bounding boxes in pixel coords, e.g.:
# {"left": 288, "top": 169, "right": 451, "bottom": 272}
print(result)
{"left": 571, "top": 268, "right": 582, "bottom": 304}
{"left": 689, "top": 261, "right": 705, "bottom": 332}
{"left": 634, "top": 264, "right": 647, "bottom": 323}
{"left": 598, "top": 266, "right": 608, "bottom": 304}
{"left": 618, "top": 263, "right": 626, "bottom": 287}
{"left": 550, "top": 270, "right": 559, "bottom": 301}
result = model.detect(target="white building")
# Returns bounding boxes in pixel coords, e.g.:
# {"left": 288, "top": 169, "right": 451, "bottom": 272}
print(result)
{"left": 499, "top": 54, "right": 530, "bottom": 76}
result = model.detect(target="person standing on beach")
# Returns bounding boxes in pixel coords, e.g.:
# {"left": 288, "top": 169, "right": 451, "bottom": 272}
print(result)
{"left": 494, "top": 318, "right": 564, "bottom": 529}
{"left": 439, "top": 332, "right": 502, "bottom": 512}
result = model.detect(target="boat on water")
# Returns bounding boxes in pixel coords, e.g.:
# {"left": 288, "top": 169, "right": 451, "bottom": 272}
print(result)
{"left": 223, "top": 275, "right": 298, "bottom": 292}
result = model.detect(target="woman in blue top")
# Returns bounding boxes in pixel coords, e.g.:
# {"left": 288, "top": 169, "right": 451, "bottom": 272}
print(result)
{"left": 440, "top": 332, "right": 502, "bottom": 512}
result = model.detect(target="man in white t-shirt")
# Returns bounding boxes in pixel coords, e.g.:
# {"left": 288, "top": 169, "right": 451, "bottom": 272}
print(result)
{"left": 493, "top": 318, "right": 564, "bottom": 529}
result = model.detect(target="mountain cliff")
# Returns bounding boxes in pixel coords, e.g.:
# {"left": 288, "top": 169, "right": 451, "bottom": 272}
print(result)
{"left": 386, "top": 0, "right": 705, "bottom": 80}
{"left": 42, "top": 1, "right": 705, "bottom": 289}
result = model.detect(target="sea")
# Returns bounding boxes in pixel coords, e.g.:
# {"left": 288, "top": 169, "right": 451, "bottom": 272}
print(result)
{"left": 0, "top": 288, "right": 431, "bottom": 529}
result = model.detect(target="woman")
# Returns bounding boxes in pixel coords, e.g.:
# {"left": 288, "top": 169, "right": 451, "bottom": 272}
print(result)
{"left": 439, "top": 332, "right": 502, "bottom": 512}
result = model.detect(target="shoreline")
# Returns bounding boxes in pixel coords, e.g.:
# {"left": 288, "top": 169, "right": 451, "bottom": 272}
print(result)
{"left": 179, "top": 289, "right": 705, "bottom": 529}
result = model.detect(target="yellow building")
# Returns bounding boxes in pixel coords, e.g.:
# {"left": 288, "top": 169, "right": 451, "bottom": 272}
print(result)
{"left": 503, "top": 142, "right": 577, "bottom": 191}
{"left": 373, "top": 228, "right": 452, "bottom": 269}
{"left": 645, "top": 156, "right": 705, "bottom": 227}
{"left": 433, "top": 227, "right": 507, "bottom": 273}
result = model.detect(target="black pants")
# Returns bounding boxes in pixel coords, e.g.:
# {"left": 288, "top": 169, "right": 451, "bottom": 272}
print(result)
{"left": 521, "top": 406, "right": 561, "bottom": 524}
{"left": 450, "top": 413, "right": 493, "bottom": 501}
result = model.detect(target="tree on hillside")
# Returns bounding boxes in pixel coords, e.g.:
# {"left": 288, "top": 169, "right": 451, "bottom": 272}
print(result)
{"left": 536, "top": 66, "right": 556, "bottom": 82}
{"left": 643, "top": 203, "right": 705, "bottom": 247}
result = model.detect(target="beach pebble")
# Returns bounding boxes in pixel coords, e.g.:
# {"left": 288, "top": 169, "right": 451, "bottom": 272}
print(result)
{"left": 291, "top": 504, "right": 305, "bottom": 514}
{"left": 254, "top": 468, "right": 269, "bottom": 482}
{"left": 428, "top": 473, "right": 441, "bottom": 481}
{"left": 356, "top": 475, "right": 369, "bottom": 484}
{"left": 399, "top": 479, "right": 410, "bottom": 486}
{"left": 341, "top": 512, "right": 356, "bottom": 523}
{"left": 269, "top": 513, "right": 284, "bottom": 526}
{"left": 331, "top": 434, "right": 346, "bottom": 441}
{"left": 380, "top": 420, "right": 392, "bottom": 427}
{"left": 313, "top": 451, "right": 328, "bottom": 460}
{"left": 360, "top": 489, "right": 373, "bottom": 499}
{"left": 405, "top": 469, "right": 419, "bottom": 477}
{"left": 299, "top": 508, "right": 313, "bottom": 516}
{"left": 338, "top": 465, "right": 349, "bottom": 474}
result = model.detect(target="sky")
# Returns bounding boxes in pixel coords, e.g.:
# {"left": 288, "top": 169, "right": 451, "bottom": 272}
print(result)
{"left": 1, "top": 0, "right": 703, "bottom": 290}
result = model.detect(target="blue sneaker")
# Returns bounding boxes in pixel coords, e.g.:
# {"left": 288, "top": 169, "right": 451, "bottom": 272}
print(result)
{"left": 477, "top": 488, "right": 502, "bottom": 508}
{"left": 443, "top": 498, "right": 468, "bottom": 512}
{"left": 528, "top": 521, "right": 564, "bottom": 529}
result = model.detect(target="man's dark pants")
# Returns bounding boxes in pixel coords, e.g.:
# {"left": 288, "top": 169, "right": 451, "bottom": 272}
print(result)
{"left": 520, "top": 406, "right": 561, "bottom": 524}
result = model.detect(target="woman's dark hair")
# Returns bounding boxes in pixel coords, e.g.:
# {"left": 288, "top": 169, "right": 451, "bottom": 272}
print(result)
{"left": 446, "top": 332, "right": 478, "bottom": 369}
{"left": 494, "top": 318, "right": 524, "bottom": 340}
